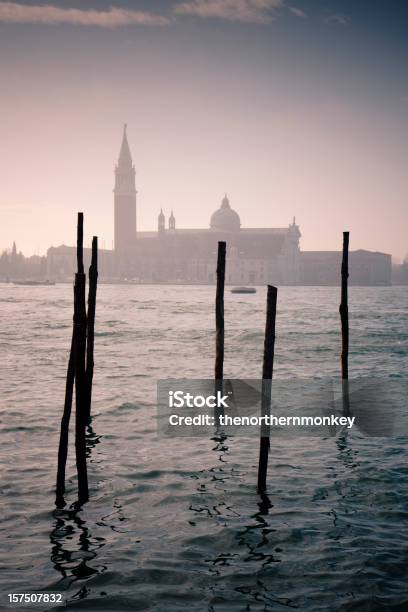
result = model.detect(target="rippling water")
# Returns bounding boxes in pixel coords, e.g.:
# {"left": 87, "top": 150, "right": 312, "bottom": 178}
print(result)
{"left": 0, "top": 284, "right": 407, "bottom": 611}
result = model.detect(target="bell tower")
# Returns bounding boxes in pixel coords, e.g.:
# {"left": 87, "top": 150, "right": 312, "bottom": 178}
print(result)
{"left": 114, "top": 124, "right": 137, "bottom": 253}
{"left": 158, "top": 209, "right": 165, "bottom": 234}
{"left": 169, "top": 210, "right": 176, "bottom": 231}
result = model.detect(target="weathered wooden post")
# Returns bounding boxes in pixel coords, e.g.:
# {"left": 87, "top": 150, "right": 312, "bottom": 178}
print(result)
{"left": 257, "top": 285, "right": 277, "bottom": 495}
{"left": 74, "top": 212, "right": 89, "bottom": 503}
{"left": 214, "top": 241, "right": 226, "bottom": 427}
{"left": 55, "top": 332, "right": 74, "bottom": 506}
{"left": 339, "top": 231, "right": 350, "bottom": 415}
{"left": 215, "top": 241, "right": 226, "bottom": 381}
{"left": 85, "top": 236, "right": 98, "bottom": 423}
{"left": 56, "top": 214, "right": 98, "bottom": 505}
{"left": 56, "top": 213, "right": 85, "bottom": 506}
{"left": 340, "top": 232, "right": 349, "bottom": 380}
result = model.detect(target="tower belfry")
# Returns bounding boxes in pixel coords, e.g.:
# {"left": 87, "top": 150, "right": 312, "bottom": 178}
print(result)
{"left": 114, "top": 124, "right": 137, "bottom": 252}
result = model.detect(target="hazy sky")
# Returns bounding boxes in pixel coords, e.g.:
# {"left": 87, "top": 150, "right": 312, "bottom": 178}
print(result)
{"left": 0, "top": 0, "right": 407, "bottom": 259}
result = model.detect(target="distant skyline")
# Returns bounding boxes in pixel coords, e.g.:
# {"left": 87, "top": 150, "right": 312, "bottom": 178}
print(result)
{"left": 1, "top": 0, "right": 407, "bottom": 259}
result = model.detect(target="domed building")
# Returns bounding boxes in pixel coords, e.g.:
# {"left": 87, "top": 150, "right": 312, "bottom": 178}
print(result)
{"left": 45, "top": 126, "right": 392, "bottom": 286}
{"left": 210, "top": 195, "right": 241, "bottom": 232}
{"left": 109, "top": 125, "right": 302, "bottom": 283}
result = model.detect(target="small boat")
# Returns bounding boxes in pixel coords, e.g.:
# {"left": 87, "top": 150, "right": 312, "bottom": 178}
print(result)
{"left": 13, "top": 280, "right": 56, "bottom": 286}
{"left": 230, "top": 286, "right": 256, "bottom": 294}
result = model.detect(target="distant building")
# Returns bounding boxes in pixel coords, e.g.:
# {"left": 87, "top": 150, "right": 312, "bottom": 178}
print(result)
{"left": 0, "top": 241, "right": 46, "bottom": 281}
{"left": 301, "top": 250, "right": 391, "bottom": 286}
{"left": 114, "top": 123, "right": 137, "bottom": 255}
{"left": 46, "top": 244, "right": 115, "bottom": 281}
{"left": 111, "top": 125, "right": 301, "bottom": 284}
{"left": 392, "top": 261, "right": 408, "bottom": 285}
{"left": 44, "top": 125, "right": 392, "bottom": 286}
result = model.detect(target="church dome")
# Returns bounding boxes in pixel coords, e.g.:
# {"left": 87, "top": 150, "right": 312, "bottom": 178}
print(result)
{"left": 210, "top": 194, "right": 241, "bottom": 232}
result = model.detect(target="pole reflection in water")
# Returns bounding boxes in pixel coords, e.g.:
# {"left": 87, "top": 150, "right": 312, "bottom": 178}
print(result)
{"left": 50, "top": 508, "right": 106, "bottom": 584}
{"left": 50, "top": 423, "right": 106, "bottom": 595}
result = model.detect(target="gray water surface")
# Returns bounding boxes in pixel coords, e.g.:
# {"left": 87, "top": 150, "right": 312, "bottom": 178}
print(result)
{"left": 0, "top": 285, "right": 407, "bottom": 611}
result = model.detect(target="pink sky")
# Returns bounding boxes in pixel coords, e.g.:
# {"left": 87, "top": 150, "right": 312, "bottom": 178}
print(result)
{"left": 1, "top": 1, "right": 407, "bottom": 259}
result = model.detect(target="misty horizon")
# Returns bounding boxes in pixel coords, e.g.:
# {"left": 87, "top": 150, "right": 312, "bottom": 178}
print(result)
{"left": 1, "top": 0, "right": 407, "bottom": 260}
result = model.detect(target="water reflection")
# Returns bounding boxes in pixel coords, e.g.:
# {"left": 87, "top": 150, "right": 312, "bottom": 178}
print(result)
{"left": 210, "top": 432, "right": 229, "bottom": 464}
{"left": 50, "top": 507, "right": 106, "bottom": 585}
{"left": 50, "top": 422, "right": 106, "bottom": 593}
{"left": 336, "top": 381, "right": 360, "bottom": 467}
{"left": 85, "top": 423, "right": 102, "bottom": 459}
{"left": 55, "top": 423, "right": 102, "bottom": 509}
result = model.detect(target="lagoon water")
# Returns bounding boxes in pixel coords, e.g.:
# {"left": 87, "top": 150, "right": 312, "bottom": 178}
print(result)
{"left": 1, "top": 284, "right": 407, "bottom": 611}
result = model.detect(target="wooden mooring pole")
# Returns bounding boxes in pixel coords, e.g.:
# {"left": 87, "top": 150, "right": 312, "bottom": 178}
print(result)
{"left": 215, "top": 241, "right": 226, "bottom": 381}
{"left": 74, "top": 213, "right": 89, "bottom": 504}
{"left": 339, "top": 231, "right": 350, "bottom": 415}
{"left": 55, "top": 332, "right": 75, "bottom": 506}
{"left": 56, "top": 213, "right": 86, "bottom": 505}
{"left": 56, "top": 214, "right": 98, "bottom": 505}
{"left": 85, "top": 236, "right": 98, "bottom": 423}
{"left": 214, "top": 241, "right": 226, "bottom": 427}
{"left": 340, "top": 232, "right": 349, "bottom": 380}
{"left": 257, "top": 285, "right": 277, "bottom": 495}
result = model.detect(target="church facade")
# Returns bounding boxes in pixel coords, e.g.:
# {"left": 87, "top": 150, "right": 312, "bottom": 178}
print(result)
{"left": 114, "top": 126, "right": 301, "bottom": 284}
{"left": 46, "top": 126, "right": 391, "bottom": 286}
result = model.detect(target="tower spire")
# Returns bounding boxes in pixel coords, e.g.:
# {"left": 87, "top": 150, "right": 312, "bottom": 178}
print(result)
{"left": 114, "top": 124, "right": 137, "bottom": 255}
{"left": 118, "top": 123, "right": 132, "bottom": 167}
{"left": 169, "top": 209, "right": 176, "bottom": 230}
{"left": 158, "top": 208, "right": 165, "bottom": 233}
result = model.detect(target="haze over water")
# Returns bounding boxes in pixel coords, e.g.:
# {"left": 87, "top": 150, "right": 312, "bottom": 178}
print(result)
{"left": 1, "top": 284, "right": 407, "bottom": 610}
{"left": 1, "top": 0, "right": 407, "bottom": 259}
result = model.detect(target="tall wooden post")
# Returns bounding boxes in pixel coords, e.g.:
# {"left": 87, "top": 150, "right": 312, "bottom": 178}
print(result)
{"left": 56, "top": 214, "right": 97, "bottom": 505}
{"left": 257, "top": 285, "right": 277, "bottom": 495}
{"left": 340, "top": 232, "right": 349, "bottom": 380}
{"left": 85, "top": 236, "right": 98, "bottom": 423}
{"left": 339, "top": 232, "right": 350, "bottom": 416}
{"left": 215, "top": 241, "right": 226, "bottom": 381}
{"left": 74, "top": 213, "right": 89, "bottom": 503}
{"left": 55, "top": 333, "right": 74, "bottom": 506}
{"left": 56, "top": 213, "right": 85, "bottom": 506}
{"left": 214, "top": 241, "right": 226, "bottom": 427}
